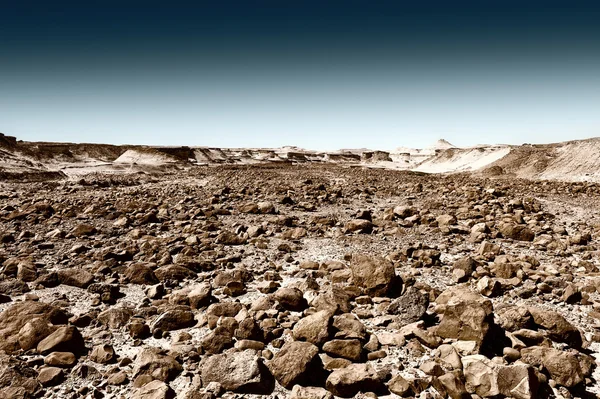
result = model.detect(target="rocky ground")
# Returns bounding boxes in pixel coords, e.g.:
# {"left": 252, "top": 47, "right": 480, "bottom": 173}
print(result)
{"left": 1, "top": 164, "right": 600, "bottom": 399}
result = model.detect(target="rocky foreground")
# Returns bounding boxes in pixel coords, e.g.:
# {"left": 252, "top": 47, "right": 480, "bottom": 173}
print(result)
{"left": 1, "top": 164, "right": 600, "bottom": 399}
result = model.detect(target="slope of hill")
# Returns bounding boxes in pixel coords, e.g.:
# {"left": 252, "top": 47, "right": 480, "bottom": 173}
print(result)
{"left": 483, "top": 138, "right": 600, "bottom": 182}
{"left": 2, "top": 132, "right": 600, "bottom": 182}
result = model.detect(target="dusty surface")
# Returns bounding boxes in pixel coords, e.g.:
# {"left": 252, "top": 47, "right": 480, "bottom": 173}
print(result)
{"left": 1, "top": 163, "right": 600, "bottom": 398}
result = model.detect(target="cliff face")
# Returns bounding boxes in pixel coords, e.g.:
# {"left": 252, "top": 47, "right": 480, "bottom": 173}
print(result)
{"left": 0, "top": 133, "right": 17, "bottom": 148}
{"left": 3, "top": 134, "right": 600, "bottom": 182}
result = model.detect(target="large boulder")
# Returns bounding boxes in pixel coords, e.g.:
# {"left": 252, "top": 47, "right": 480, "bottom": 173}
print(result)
{"left": 325, "top": 363, "right": 385, "bottom": 397}
{"left": 0, "top": 301, "right": 67, "bottom": 353}
{"left": 435, "top": 288, "right": 494, "bottom": 350}
{"left": 272, "top": 287, "right": 308, "bottom": 312}
{"left": 98, "top": 307, "right": 133, "bottom": 329}
{"left": 386, "top": 287, "right": 429, "bottom": 326}
{"left": 57, "top": 268, "right": 94, "bottom": 288}
{"left": 200, "top": 349, "right": 274, "bottom": 394}
{"left": 133, "top": 347, "right": 183, "bottom": 382}
{"left": 348, "top": 254, "right": 400, "bottom": 297}
{"left": 322, "top": 339, "right": 362, "bottom": 361}
{"left": 151, "top": 308, "right": 195, "bottom": 332}
{"left": 37, "top": 326, "right": 85, "bottom": 356}
{"left": 527, "top": 307, "right": 582, "bottom": 349}
{"left": 131, "top": 380, "right": 175, "bottom": 399}
{"left": 462, "top": 355, "right": 540, "bottom": 399}
{"left": 267, "top": 341, "right": 324, "bottom": 389}
{"left": 18, "top": 318, "right": 57, "bottom": 351}
{"left": 125, "top": 263, "right": 159, "bottom": 285}
{"left": 521, "top": 346, "right": 593, "bottom": 388}
{"left": 293, "top": 310, "right": 333, "bottom": 346}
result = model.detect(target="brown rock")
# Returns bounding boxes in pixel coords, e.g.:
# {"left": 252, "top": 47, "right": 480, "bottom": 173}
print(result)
{"left": 349, "top": 254, "right": 399, "bottom": 297}
{"left": 90, "top": 344, "right": 115, "bottom": 364}
{"left": 267, "top": 341, "right": 324, "bottom": 389}
{"left": 200, "top": 349, "right": 274, "bottom": 394}
{"left": 37, "top": 366, "right": 64, "bottom": 387}
{"left": 37, "top": 326, "right": 85, "bottom": 356}
{"left": 325, "top": 363, "right": 384, "bottom": 397}
{"left": 44, "top": 352, "right": 77, "bottom": 368}
{"left": 322, "top": 339, "right": 362, "bottom": 361}
{"left": 293, "top": 310, "right": 333, "bottom": 346}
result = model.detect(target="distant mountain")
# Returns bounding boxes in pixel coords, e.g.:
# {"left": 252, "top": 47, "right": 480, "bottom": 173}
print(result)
{"left": 428, "top": 139, "right": 456, "bottom": 150}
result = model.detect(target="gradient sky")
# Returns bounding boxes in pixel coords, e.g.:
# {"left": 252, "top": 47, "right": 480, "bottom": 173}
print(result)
{"left": 1, "top": 1, "right": 600, "bottom": 150}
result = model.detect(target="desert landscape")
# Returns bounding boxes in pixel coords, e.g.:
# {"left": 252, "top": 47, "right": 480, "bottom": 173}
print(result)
{"left": 1, "top": 132, "right": 599, "bottom": 398}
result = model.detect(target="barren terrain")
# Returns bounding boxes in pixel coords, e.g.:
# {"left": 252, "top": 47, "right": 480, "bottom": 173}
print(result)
{"left": 1, "top": 135, "right": 600, "bottom": 399}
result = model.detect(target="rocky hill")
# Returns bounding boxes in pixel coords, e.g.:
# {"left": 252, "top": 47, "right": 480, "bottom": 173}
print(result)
{"left": 3, "top": 133, "right": 600, "bottom": 183}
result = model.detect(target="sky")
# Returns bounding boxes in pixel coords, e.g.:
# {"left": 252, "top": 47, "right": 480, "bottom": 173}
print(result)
{"left": 1, "top": 1, "right": 600, "bottom": 151}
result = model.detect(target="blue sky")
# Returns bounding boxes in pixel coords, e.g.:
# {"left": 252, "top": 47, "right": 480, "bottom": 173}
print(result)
{"left": 1, "top": 1, "right": 599, "bottom": 150}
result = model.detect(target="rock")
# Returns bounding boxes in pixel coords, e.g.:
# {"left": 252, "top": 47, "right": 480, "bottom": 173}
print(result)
{"left": 90, "top": 344, "right": 115, "bottom": 364}
{"left": 312, "top": 286, "right": 352, "bottom": 314}
{"left": 332, "top": 313, "right": 367, "bottom": 341}
{"left": 496, "top": 305, "right": 534, "bottom": 332}
{"left": 496, "top": 363, "right": 539, "bottom": 399}
{"left": 521, "top": 346, "right": 593, "bottom": 387}
{"left": 436, "top": 371, "right": 469, "bottom": 399}
{"left": 98, "top": 307, "right": 133, "bottom": 329}
{"left": 272, "top": 287, "right": 308, "bottom": 311}
{"left": 155, "top": 265, "right": 196, "bottom": 281}
{"left": 462, "top": 355, "right": 540, "bottom": 398}
{"left": 0, "top": 352, "right": 41, "bottom": 396}
{"left": 293, "top": 310, "right": 333, "bottom": 346}
{"left": 125, "top": 263, "right": 159, "bottom": 285}
{"left": 476, "top": 276, "right": 502, "bottom": 297}
{"left": 0, "top": 301, "right": 67, "bottom": 353}
{"left": 107, "top": 370, "right": 129, "bottom": 385}
{"left": 71, "top": 223, "right": 97, "bottom": 237}
{"left": 386, "top": 287, "right": 428, "bottom": 326}
{"left": 349, "top": 254, "right": 400, "bottom": 297}
{"left": 201, "top": 328, "right": 234, "bottom": 354}
{"left": 527, "top": 307, "right": 582, "bottom": 349}
{"left": 452, "top": 257, "right": 477, "bottom": 280}
{"left": 44, "top": 352, "right": 77, "bottom": 368}
{"left": 437, "top": 214, "right": 457, "bottom": 226}
{"left": 37, "top": 326, "right": 86, "bottom": 356}
{"left": 151, "top": 309, "right": 195, "bottom": 332}
{"left": 267, "top": 341, "right": 324, "bottom": 389}
{"left": 133, "top": 347, "right": 183, "bottom": 382}
{"left": 322, "top": 339, "right": 362, "bottom": 361}
{"left": 436, "top": 344, "right": 463, "bottom": 370}
{"left": 345, "top": 219, "right": 374, "bottom": 234}
{"left": 130, "top": 320, "right": 151, "bottom": 339}
{"left": 393, "top": 206, "right": 416, "bottom": 218}
{"left": 17, "top": 260, "right": 37, "bottom": 282}
{"left": 498, "top": 222, "right": 534, "bottom": 241}
{"left": 188, "top": 283, "right": 213, "bottom": 309}
{"left": 37, "top": 366, "right": 64, "bottom": 386}
{"left": 461, "top": 355, "right": 500, "bottom": 396}
{"left": 325, "top": 363, "right": 385, "bottom": 397}
{"left": 435, "top": 288, "right": 493, "bottom": 350}
{"left": 388, "top": 374, "right": 413, "bottom": 396}
{"left": 131, "top": 380, "right": 175, "bottom": 399}
{"left": 18, "top": 317, "right": 56, "bottom": 351}
{"left": 57, "top": 267, "right": 94, "bottom": 288}
{"left": 201, "top": 349, "right": 274, "bottom": 394}
{"left": 257, "top": 201, "right": 275, "bottom": 214}
{"left": 281, "top": 227, "right": 307, "bottom": 240}
{"left": 216, "top": 231, "right": 246, "bottom": 245}
{"left": 290, "top": 385, "right": 334, "bottom": 399}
